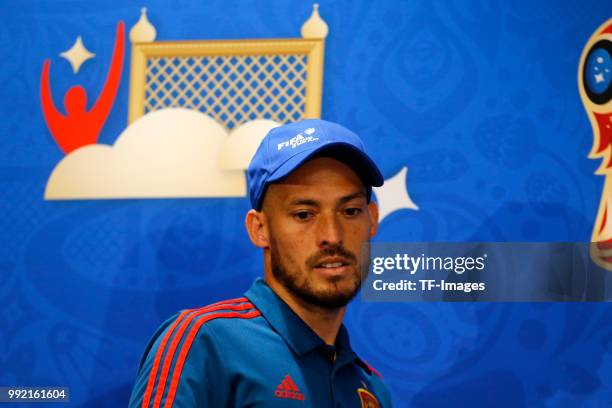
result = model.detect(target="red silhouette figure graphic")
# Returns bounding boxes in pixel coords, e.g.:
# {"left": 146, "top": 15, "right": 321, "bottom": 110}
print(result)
{"left": 41, "top": 21, "right": 125, "bottom": 154}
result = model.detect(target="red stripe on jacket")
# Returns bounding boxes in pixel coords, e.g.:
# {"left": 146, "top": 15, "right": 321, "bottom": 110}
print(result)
{"left": 153, "top": 302, "right": 255, "bottom": 408}
{"left": 140, "top": 297, "right": 251, "bottom": 408}
{"left": 163, "top": 309, "right": 262, "bottom": 407}
{"left": 141, "top": 309, "right": 190, "bottom": 408}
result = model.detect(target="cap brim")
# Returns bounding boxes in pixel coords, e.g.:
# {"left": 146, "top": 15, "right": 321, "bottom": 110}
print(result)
{"left": 267, "top": 141, "right": 384, "bottom": 187}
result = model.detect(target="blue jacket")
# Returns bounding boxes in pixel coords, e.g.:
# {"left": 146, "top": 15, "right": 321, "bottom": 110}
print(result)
{"left": 129, "top": 278, "right": 392, "bottom": 407}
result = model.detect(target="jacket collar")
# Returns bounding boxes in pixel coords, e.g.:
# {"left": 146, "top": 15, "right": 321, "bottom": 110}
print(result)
{"left": 245, "top": 277, "right": 359, "bottom": 365}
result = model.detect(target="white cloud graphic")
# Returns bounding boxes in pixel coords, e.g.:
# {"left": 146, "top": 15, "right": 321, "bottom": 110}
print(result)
{"left": 45, "top": 108, "right": 278, "bottom": 200}
{"left": 219, "top": 119, "right": 280, "bottom": 170}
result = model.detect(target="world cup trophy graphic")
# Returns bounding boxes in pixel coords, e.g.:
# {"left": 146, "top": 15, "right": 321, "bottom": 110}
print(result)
{"left": 579, "top": 18, "right": 612, "bottom": 271}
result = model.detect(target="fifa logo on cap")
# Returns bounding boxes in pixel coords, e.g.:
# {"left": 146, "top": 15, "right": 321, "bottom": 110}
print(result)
{"left": 277, "top": 128, "right": 319, "bottom": 150}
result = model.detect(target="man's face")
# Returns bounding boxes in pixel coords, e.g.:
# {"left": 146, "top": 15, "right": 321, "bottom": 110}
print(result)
{"left": 261, "top": 157, "right": 378, "bottom": 309}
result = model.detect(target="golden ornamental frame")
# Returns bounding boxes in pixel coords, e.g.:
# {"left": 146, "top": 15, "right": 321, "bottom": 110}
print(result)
{"left": 127, "top": 6, "right": 329, "bottom": 127}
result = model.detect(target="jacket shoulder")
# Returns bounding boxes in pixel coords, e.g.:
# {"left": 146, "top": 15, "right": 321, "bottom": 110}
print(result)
{"left": 128, "top": 297, "right": 260, "bottom": 407}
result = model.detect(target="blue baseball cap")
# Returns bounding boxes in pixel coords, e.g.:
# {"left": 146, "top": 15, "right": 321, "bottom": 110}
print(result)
{"left": 247, "top": 119, "right": 384, "bottom": 210}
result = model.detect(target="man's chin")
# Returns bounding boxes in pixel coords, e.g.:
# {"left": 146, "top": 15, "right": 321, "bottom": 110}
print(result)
{"left": 297, "top": 280, "right": 361, "bottom": 310}
{"left": 270, "top": 256, "right": 361, "bottom": 310}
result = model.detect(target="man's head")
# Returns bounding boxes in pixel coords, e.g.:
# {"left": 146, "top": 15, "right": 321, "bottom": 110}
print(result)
{"left": 245, "top": 120, "right": 383, "bottom": 310}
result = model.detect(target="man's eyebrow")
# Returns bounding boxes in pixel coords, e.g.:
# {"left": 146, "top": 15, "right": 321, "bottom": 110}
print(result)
{"left": 338, "top": 191, "right": 367, "bottom": 204}
{"left": 287, "top": 198, "right": 319, "bottom": 207}
{"left": 286, "top": 192, "right": 366, "bottom": 207}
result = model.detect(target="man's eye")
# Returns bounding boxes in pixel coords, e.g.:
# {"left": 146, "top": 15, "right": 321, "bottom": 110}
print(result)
{"left": 293, "top": 211, "right": 313, "bottom": 221}
{"left": 344, "top": 207, "right": 362, "bottom": 217}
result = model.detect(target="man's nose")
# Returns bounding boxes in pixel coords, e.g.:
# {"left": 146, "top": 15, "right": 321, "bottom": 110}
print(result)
{"left": 317, "top": 212, "right": 343, "bottom": 247}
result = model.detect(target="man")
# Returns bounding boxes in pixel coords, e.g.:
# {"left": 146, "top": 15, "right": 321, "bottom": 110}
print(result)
{"left": 129, "top": 119, "right": 392, "bottom": 407}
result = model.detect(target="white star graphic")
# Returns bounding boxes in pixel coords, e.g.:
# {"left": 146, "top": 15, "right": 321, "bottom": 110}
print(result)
{"left": 60, "top": 36, "right": 95, "bottom": 74}
{"left": 373, "top": 166, "right": 419, "bottom": 223}
{"left": 595, "top": 73, "right": 605, "bottom": 83}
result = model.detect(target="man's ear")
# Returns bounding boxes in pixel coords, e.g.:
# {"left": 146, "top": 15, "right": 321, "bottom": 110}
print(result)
{"left": 368, "top": 201, "right": 379, "bottom": 239}
{"left": 245, "top": 209, "right": 270, "bottom": 248}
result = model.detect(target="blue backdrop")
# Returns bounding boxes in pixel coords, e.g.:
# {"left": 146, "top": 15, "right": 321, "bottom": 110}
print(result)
{"left": 2, "top": 0, "right": 612, "bottom": 406}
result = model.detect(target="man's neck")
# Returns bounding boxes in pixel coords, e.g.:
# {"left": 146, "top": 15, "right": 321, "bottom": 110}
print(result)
{"left": 265, "top": 277, "right": 345, "bottom": 346}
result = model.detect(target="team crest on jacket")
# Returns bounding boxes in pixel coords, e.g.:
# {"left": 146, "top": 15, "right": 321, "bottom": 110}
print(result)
{"left": 357, "top": 387, "right": 380, "bottom": 408}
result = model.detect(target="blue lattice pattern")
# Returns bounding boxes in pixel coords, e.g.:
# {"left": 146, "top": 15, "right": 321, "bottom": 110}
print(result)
{"left": 144, "top": 54, "right": 307, "bottom": 129}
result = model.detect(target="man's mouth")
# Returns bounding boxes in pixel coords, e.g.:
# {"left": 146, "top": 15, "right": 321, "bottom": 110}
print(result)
{"left": 319, "top": 262, "right": 345, "bottom": 268}
{"left": 314, "top": 257, "right": 351, "bottom": 279}
{"left": 313, "top": 258, "right": 351, "bottom": 269}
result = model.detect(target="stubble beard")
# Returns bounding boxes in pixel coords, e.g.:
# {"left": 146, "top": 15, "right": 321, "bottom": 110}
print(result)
{"left": 270, "top": 241, "right": 369, "bottom": 310}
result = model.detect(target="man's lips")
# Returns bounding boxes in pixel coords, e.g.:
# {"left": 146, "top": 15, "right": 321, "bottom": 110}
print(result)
{"left": 313, "top": 257, "right": 351, "bottom": 269}
{"left": 311, "top": 258, "right": 354, "bottom": 279}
